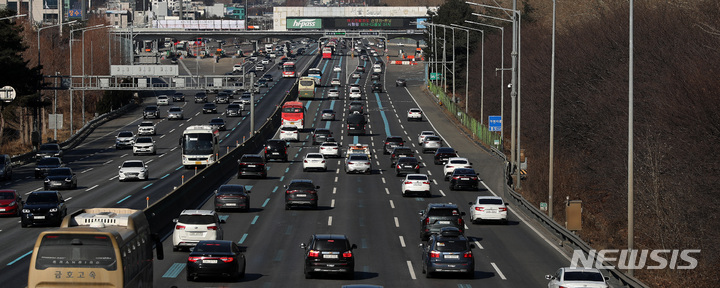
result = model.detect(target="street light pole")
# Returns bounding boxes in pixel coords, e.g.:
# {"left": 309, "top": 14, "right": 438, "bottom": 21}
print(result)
{"left": 549, "top": 0, "right": 557, "bottom": 218}
{"left": 451, "top": 24, "right": 484, "bottom": 120}
{"left": 81, "top": 24, "right": 107, "bottom": 126}
{"left": 628, "top": 0, "right": 635, "bottom": 276}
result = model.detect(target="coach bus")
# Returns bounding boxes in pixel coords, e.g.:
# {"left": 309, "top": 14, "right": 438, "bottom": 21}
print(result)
{"left": 281, "top": 101, "right": 306, "bottom": 129}
{"left": 28, "top": 208, "right": 163, "bottom": 288}
{"left": 298, "top": 76, "right": 316, "bottom": 99}
{"left": 282, "top": 62, "right": 296, "bottom": 78}
{"left": 180, "top": 125, "right": 220, "bottom": 168}
{"left": 307, "top": 67, "right": 322, "bottom": 85}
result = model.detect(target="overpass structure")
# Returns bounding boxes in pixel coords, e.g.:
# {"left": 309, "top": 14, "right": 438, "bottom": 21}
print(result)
{"left": 112, "top": 28, "right": 425, "bottom": 42}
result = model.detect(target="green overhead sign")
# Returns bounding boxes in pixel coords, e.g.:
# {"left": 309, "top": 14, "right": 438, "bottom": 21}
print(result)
{"left": 287, "top": 18, "right": 322, "bottom": 29}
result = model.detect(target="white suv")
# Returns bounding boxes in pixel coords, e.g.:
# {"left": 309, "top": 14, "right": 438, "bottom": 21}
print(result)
{"left": 401, "top": 174, "right": 431, "bottom": 197}
{"left": 156, "top": 95, "right": 169, "bottom": 106}
{"left": 443, "top": 157, "right": 472, "bottom": 180}
{"left": 468, "top": 196, "right": 508, "bottom": 224}
{"left": 137, "top": 121, "right": 156, "bottom": 136}
{"left": 172, "top": 210, "right": 224, "bottom": 251}
{"left": 132, "top": 136, "right": 156, "bottom": 155}
{"left": 279, "top": 125, "right": 299, "bottom": 141}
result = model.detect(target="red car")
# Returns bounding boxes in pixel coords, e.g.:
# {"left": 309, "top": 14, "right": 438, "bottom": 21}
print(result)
{"left": 0, "top": 190, "right": 22, "bottom": 216}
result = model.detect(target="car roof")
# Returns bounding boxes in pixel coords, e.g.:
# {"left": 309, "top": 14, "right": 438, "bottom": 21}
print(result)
{"left": 313, "top": 234, "right": 349, "bottom": 241}
{"left": 180, "top": 209, "right": 216, "bottom": 216}
{"left": 123, "top": 160, "right": 144, "bottom": 164}
{"left": 427, "top": 203, "right": 460, "bottom": 209}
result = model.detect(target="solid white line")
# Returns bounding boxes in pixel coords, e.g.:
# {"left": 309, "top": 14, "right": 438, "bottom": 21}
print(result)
{"left": 331, "top": 199, "right": 335, "bottom": 208}
{"left": 491, "top": 262, "right": 507, "bottom": 280}
{"left": 328, "top": 216, "right": 333, "bottom": 226}
{"left": 406, "top": 261, "right": 417, "bottom": 280}
{"left": 389, "top": 200, "right": 395, "bottom": 209}
{"left": 399, "top": 236, "right": 406, "bottom": 247}
{"left": 85, "top": 185, "right": 99, "bottom": 191}
{"left": 394, "top": 217, "right": 399, "bottom": 227}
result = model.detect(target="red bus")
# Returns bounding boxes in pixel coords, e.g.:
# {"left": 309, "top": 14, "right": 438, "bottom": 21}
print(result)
{"left": 281, "top": 101, "right": 305, "bottom": 129}
{"left": 282, "top": 62, "right": 296, "bottom": 78}
{"left": 322, "top": 46, "right": 333, "bottom": 59}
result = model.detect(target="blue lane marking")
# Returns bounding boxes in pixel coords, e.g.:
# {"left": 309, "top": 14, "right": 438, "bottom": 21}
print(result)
{"left": 251, "top": 215, "right": 259, "bottom": 224}
{"left": 374, "top": 92, "right": 392, "bottom": 137}
{"left": 359, "top": 217, "right": 365, "bottom": 227}
{"left": 219, "top": 215, "right": 229, "bottom": 222}
{"left": 415, "top": 197, "right": 425, "bottom": 201}
{"left": 219, "top": 139, "right": 223, "bottom": 143}
{"left": 280, "top": 176, "right": 284, "bottom": 182}
{"left": 245, "top": 185, "right": 253, "bottom": 190}
{"left": 7, "top": 250, "right": 32, "bottom": 266}
{"left": 239, "top": 233, "right": 248, "bottom": 244}
{"left": 175, "top": 166, "right": 183, "bottom": 170}
{"left": 298, "top": 148, "right": 302, "bottom": 152}
{"left": 274, "top": 250, "right": 284, "bottom": 262}
{"left": 142, "top": 183, "right": 153, "bottom": 189}
{"left": 262, "top": 198, "right": 270, "bottom": 207}
{"left": 117, "top": 195, "right": 132, "bottom": 203}
{"left": 161, "top": 174, "right": 170, "bottom": 179}
{"left": 272, "top": 186, "right": 278, "bottom": 193}
{"left": 361, "top": 238, "right": 368, "bottom": 249}
{"left": 285, "top": 167, "right": 289, "bottom": 173}
{"left": 225, "top": 134, "right": 230, "bottom": 138}
{"left": 162, "top": 263, "right": 186, "bottom": 278}
{"left": 285, "top": 225, "right": 293, "bottom": 235}
{"left": 353, "top": 136, "right": 358, "bottom": 143}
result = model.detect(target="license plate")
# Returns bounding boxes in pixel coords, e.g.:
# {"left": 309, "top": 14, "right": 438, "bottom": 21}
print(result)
{"left": 226, "top": 203, "right": 237, "bottom": 206}
{"left": 203, "top": 259, "right": 217, "bottom": 264}
{"left": 486, "top": 209, "right": 496, "bottom": 213}
{"left": 413, "top": 182, "right": 422, "bottom": 186}
{"left": 272, "top": 152, "right": 279, "bottom": 155}
{"left": 438, "top": 220, "right": 451, "bottom": 224}
{"left": 248, "top": 165, "right": 256, "bottom": 167}
{"left": 399, "top": 155, "right": 406, "bottom": 157}
{"left": 445, "top": 255, "right": 459, "bottom": 259}
{"left": 35, "top": 216, "right": 45, "bottom": 219}
{"left": 195, "top": 161, "right": 202, "bottom": 165}
{"left": 323, "top": 254, "right": 338, "bottom": 259}
{"left": 190, "top": 232, "right": 204, "bottom": 236}
{"left": 296, "top": 194, "right": 307, "bottom": 197}
{"left": 461, "top": 178, "right": 470, "bottom": 180}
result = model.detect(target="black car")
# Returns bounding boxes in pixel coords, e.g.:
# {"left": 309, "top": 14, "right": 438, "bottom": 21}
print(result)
{"left": 202, "top": 103, "right": 218, "bottom": 114}
{"left": 214, "top": 184, "right": 250, "bottom": 212}
{"left": 421, "top": 227, "right": 475, "bottom": 278}
{"left": 264, "top": 139, "right": 288, "bottom": 162}
{"left": 396, "top": 78, "right": 407, "bottom": 87}
{"left": 346, "top": 114, "right": 367, "bottom": 135}
{"left": 284, "top": 179, "right": 319, "bottom": 210}
{"left": 356, "top": 66, "right": 365, "bottom": 73}
{"left": 172, "top": 92, "right": 185, "bottom": 102}
{"left": 237, "top": 154, "right": 267, "bottom": 178}
{"left": 371, "top": 72, "right": 380, "bottom": 80}
{"left": 311, "top": 128, "right": 333, "bottom": 145}
{"left": 36, "top": 143, "right": 63, "bottom": 161}
{"left": 349, "top": 101, "right": 364, "bottom": 114}
{"left": 449, "top": 168, "right": 480, "bottom": 191}
{"left": 434, "top": 147, "right": 459, "bottom": 165}
{"left": 195, "top": 92, "right": 208, "bottom": 103}
{"left": 35, "top": 157, "right": 63, "bottom": 179}
{"left": 301, "top": 234, "right": 357, "bottom": 279}
{"left": 383, "top": 136, "right": 405, "bottom": 154}
{"left": 395, "top": 156, "right": 421, "bottom": 176}
{"left": 143, "top": 105, "right": 160, "bottom": 119}
{"left": 209, "top": 118, "right": 226, "bottom": 131}
{"left": 256, "top": 78, "right": 269, "bottom": 87}
{"left": 44, "top": 167, "right": 77, "bottom": 190}
{"left": 390, "top": 147, "right": 415, "bottom": 167}
{"left": 261, "top": 74, "right": 273, "bottom": 82}
{"left": 215, "top": 93, "right": 230, "bottom": 104}
{"left": 371, "top": 83, "right": 383, "bottom": 93}
{"left": 21, "top": 191, "right": 67, "bottom": 227}
{"left": 187, "top": 240, "right": 246, "bottom": 282}
{"left": 226, "top": 103, "right": 243, "bottom": 117}
{"left": 419, "top": 203, "right": 466, "bottom": 241}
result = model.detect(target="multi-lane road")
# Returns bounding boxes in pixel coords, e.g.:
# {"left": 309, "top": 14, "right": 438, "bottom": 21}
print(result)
{"left": 0, "top": 40, "right": 570, "bottom": 287}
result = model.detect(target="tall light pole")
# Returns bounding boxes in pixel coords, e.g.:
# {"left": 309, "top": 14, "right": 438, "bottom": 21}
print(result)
{"left": 451, "top": 24, "right": 484, "bottom": 118}
{"left": 628, "top": 0, "right": 635, "bottom": 276}
{"left": 81, "top": 25, "right": 110, "bottom": 126}
{"left": 466, "top": 20, "right": 504, "bottom": 138}
{"left": 37, "top": 20, "right": 77, "bottom": 137}
{"left": 549, "top": 0, "right": 557, "bottom": 218}
{"left": 70, "top": 24, "right": 103, "bottom": 135}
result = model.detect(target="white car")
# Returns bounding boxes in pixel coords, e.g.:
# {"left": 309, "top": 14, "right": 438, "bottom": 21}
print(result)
{"left": 137, "top": 121, "right": 156, "bottom": 136}
{"left": 351, "top": 72, "right": 361, "bottom": 79}
{"left": 172, "top": 210, "right": 224, "bottom": 251}
{"left": 327, "top": 89, "right": 339, "bottom": 99}
{"left": 469, "top": 196, "right": 508, "bottom": 224}
{"left": 261, "top": 58, "right": 270, "bottom": 64}
{"left": 132, "top": 137, "right": 156, "bottom": 155}
{"left": 156, "top": 95, "right": 169, "bottom": 106}
{"left": 331, "top": 78, "right": 342, "bottom": 86}
{"left": 546, "top": 267, "right": 609, "bottom": 288}
{"left": 333, "top": 65, "right": 342, "bottom": 72}
{"left": 233, "top": 64, "right": 243, "bottom": 72}
{"left": 167, "top": 106, "right": 184, "bottom": 120}
{"left": 302, "top": 153, "right": 327, "bottom": 172}
{"left": 418, "top": 131, "right": 436, "bottom": 144}
{"left": 118, "top": 160, "right": 149, "bottom": 181}
{"left": 344, "top": 153, "right": 372, "bottom": 174}
{"left": 115, "top": 131, "right": 135, "bottom": 149}
{"left": 319, "top": 142, "right": 340, "bottom": 158}
{"left": 407, "top": 108, "right": 423, "bottom": 121}
{"left": 349, "top": 87, "right": 362, "bottom": 100}
{"left": 268, "top": 52, "right": 277, "bottom": 58}
{"left": 279, "top": 125, "right": 299, "bottom": 141}
{"left": 255, "top": 64, "right": 265, "bottom": 71}
{"left": 401, "top": 174, "right": 431, "bottom": 197}
{"left": 443, "top": 157, "right": 473, "bottom": 180}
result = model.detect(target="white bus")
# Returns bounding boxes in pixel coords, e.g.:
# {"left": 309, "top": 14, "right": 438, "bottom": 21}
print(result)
{"left": 308, "top": 68, "right": 322, "bottom": 85}
{"left": 180, "top": 125, "right": 220, "bottom": 168}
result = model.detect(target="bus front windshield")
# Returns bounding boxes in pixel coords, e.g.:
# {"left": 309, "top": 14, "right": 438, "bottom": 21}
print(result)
{"left": 282, "top": 107, "right": 303, "bottom": 113}
{"left": 182, "top": 133, "right": 215, "bottom": 155}
{"left": 36, "top": 234, "right": 117, "bottom": 270}
{"left": 283, "top": 65, "right": 295, "bottom": 72}
{"left": 299, "top": 80, "right": 314, "bottom": 87}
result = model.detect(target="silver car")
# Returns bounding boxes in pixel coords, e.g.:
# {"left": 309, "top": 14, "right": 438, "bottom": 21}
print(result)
{"left": 422, "top": 136, "right": 443, "bottom": 153}
{"left": 167, "top": 106, "right": 184, "bottom": 120}
{"left": 344, "top": 153, "right": 371, "bottom": 174}
{"left": 418, "top": 131, "right": 436, "bottom": 144}
{"left": 118, "top": 160, "right": 149, "bottom": 181}
{"left": 328, "top": 89, "right": 339, "bottom": 99}
{"left": 321, "top": 109, "right": 336, "bottom": 121}
{"left": 132, "top": 137, "right": 156, "bottom": 155}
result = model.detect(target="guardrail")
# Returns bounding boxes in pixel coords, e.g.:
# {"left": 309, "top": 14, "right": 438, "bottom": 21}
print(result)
{"left": 425, "top": 84, "right": 647, "bottom": 287}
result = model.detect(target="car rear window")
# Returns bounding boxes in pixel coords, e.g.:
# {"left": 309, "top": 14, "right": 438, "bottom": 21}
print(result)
{"left": 407, "top": 175, "right": 428, "bottom": 181}
{"left": 306, "top": 154, "right": 323, "bottom": 159}
{"left": 288, "top": 182, "right": 315, "bottom": 190}
{"left": 178, "top": 215, "right": 216, "bottom": 225}
{"left": 477, "top": 198, "right": 503, "bottom": 205}
{"left": 348, "top": 155, "right": 368, "bottom": 161}
{"left": 398, "top": 158, "right": 417, "bottom": 163}
{"left": 38, "top": 158, "right": 61, "bottom": 165}
{"left": 122, "top": 162, "right": 144, "bottom": 168}
{"left": 426, "top": 136, "right": 441, "bottom": 141}
{"left": 449, "top": 159, "right": 467, "bottom": 164}
{"left": 563, "top": 271, "right": 605, "bottom": 282}
{"left": 435, "top": 240, "right": 468, "bottom": 252}
{"left": 241, "top": 156, "right": 263, "bottom": 163}
{"left": 428, "top": 208, "right": 461, "bottom": 217}
{"left": 314, "top": 239, "right": 349, "bottom": 251}
{"left": 194, "top": 242, "right": 230, "bottom": 253}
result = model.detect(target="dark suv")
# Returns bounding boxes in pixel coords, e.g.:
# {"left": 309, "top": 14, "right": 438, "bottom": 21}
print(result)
{"left": 301, "top": 234, "right": 357, "bottom": 279}
{"left": 21, "top": 191, "right": 67, "bottom": 227}
{"left": 264, "top": 139, "right": 288, "bottom": 162}
{"left": 36, "top": 143, "right": 63, "bottom": 161}
{"left": 237, "top": 154, "right": 267, "bottom": 178}
{"left": 421, "top": 227, "right": 475, "bottom": 278}
{"left": 348, "top": 101, "right": 364, "bottom": 114}
{"left": 371, "top": 83, "right": 383, "bottom": 93}
{"left": 0, "top": 154, "right": 13, "bottom": 180}
{"left": 284, "top": 179, "right": 319, "bottom": 210}
{"left": 311, "top": 128, "right": 333, "bottom": 145}
{"left": 35, "top": 157, "right": 62, "bottom": 179}
{"left": 434, "top": 147, "right": 459, "bottom": 165}
{"left": 143, "top": 105, "right": 160, "bottom": 119}
{"left": 419, "top": 203, "right": 466, "bottom": 240}
{"left": 389, "top": 147, "right": 415, "bottom": 167}
{"left": 383, "top": 136, "right": 405, "bottom": 154}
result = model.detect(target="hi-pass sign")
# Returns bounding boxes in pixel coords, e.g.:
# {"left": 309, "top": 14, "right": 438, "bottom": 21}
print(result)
{"left": 287, "top": 17, "right": 425, "bottom": 30}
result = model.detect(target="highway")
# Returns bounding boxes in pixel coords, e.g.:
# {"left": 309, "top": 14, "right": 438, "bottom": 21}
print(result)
{"left": 0, "top": 40, "right": 570, "bottom": 287}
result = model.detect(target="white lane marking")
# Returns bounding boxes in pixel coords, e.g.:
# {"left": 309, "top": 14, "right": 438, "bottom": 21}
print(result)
{"left": 26, "top": 187, "right": 42, "bottom": 195}
{"left": 331, "top": 199, "right": 335, "bottom": 208}
{"left": 85, "top": 185, "right": 99, "bottom": 191}
{"left": 169, "top": 129, "right": 175, "bottom": 133}
{"left": 328, "top": 216, "right": 333, "bottom": 226}
{"left": 81, "top": 168, "right": 93, "bottom": 173}
{"left": 109, "top": 175, "right": 119, "bottom": 180}
{"left": 170, "top": 147, "right": 177, "bottom": 152}
{"left": 406, "top": 261, "right": 417, "bottom": 280}
{"left": 381, "top": 177, "right": 386, "bottom": 184}
{"left": 335, "top": 168, "right": 340, "bottom": 173}
{"left": 491, "top": 262, "right": 507, "bottom": 280}
{"left": 376, "top": 161, "right": 380, "bottom": 166}
{"left": 394, "top": 217, "right": 399, "bottom": 227}
{"left": 418, "top": 155, "right": 423, "bottom": 161}
{"left": 65, "top": 197, "right": 72, "bottom": 201}
{"left": 399, "top": 236, "right": 406, "bottom": 247}
{"left": 474, "top": 240, "right": 484, "bottom": 249}
{"left": 146, "top": 159, "right": 154, "bottom": 164}
{"left": 426, "top": 170, "right": 431, "bottom": 175}
{"left": 439, "top": 190, "right": 446, "bottom": 197}
{"left": 333, "top": 187, "right": 337, "bottom": 194}
{"left": 432, "top": 179, "right": 437, "bottom": 185}
{"left": 389, "top": 200, "right": 395, "bottom": 209}
{"left": 334, "top": 176, "right": 338, "bottom": 182}
{"left": 159, "top": 134, "right": 166, "bottom": 139}
{"left": 158, "top": 153, "right": 165, "bottom": 158}
{"left": 385, "top": 188, "right": 390, "bottom": 195}
{"left": 103, "top": 160, "right": 113, "bottom": 165}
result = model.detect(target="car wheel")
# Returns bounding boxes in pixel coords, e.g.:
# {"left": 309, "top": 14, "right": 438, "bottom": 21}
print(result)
{"left": 365, "top": 169, "right": 371, "bottom": 175}
{"left": 285, "top": 204, "right": 290, "bottom": 210}
{"left": 444, "top": 176, "right": 449, "bottom": 181}
{"left": 426, "top": 271, "right": 433, "bottom": 278}
{"left": 44, "top": 185, "right": 49, "bottom": 190}
{"left": 238, "top": 262, "right": 246, "bottom": 279}
{"left": 187, "top": 273, "right": 193, "bottom": 281}
{"left": 173, "top": 246, "right": 179, "bottom": 252}
{"left": 21, "top": 220, "right": 28, "bottom": 228}
{"left": 73, "top": 182, "right": 77, "bottom": 189}
{"left": 449, "top": 184, "right": 455, "bottom": 191}
{"left": 304, "top": 271, "right": 312, "bottom": 279}
{"left": 133, "top": 152, "right": 137, "bottom": 156}
{"left": 303, "top": 167, "right": 307, "bottom": 172}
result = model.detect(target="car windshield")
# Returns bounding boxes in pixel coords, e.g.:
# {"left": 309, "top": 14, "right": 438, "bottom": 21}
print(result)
{"left": 228, "top": 104, "right": 240, "bottom": 109}
{"left": 140, "top": 122, "right": 153, "bottom": 127}
{"left": 314, "top": 239, "right": 349, "bottom": 251}
{"left": 563, "top": 271, "right": 605, "bottom": 282}
{"left": 434, "top": 240, "right": 468, "bottom": 252}
{"left": 177, "top": 215, "right": 215, "bottom": 225}
{"left": 288, "top": 182, "right": 316, "bottom": 191}
{"left": 282, "top": 126, "right": 297, "bottom": 131}
{"left": 210, "top": 119, "right": 224, "bottom": 124}
{"left": 37, "top": 158, "right": 61, "bottom": 166}
{"left": 203, "top": 104, "right": 215, "bottom": 108}
{"left": 0, "top": 192, "right": 15, "bottom": 200}
{"left": 477, "top": 198, "right": 503, "bottom": 205}
{"left": 122, "top": 162, "right": 144, "bottom": 168}
{"left": 118, "top": 132, "right": 133, "bottom": 137}
{"left": 182, "top": 133, "right": 214, "bottom": 155}
{"left": 169, "top": 108, "right": 182, "bottom": 112}
{"left": 428, "top": 208, "right": 460, "bottom": 216}
{"left": 407, "top": 175, "right": 427, "bottom": 181}
{"left": 135, "top": 138, "right": 152, "bottom": 143}
{"left": 144, "top": 107, "right": 157, "bottom": 111}
{"left": 321, "top": 143, "right": 337, "bottom": 147}
{"left": 348, "top": 156, "right": 368, "bottom": 161}
{"left": 26, "top": 193, "right": 58, "bottom": 203}
{"left": 322, "top": 110, "right": 334, "bottom": 113}
{"left": 48, "top": 168, "right": 71, "bottom": 176}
